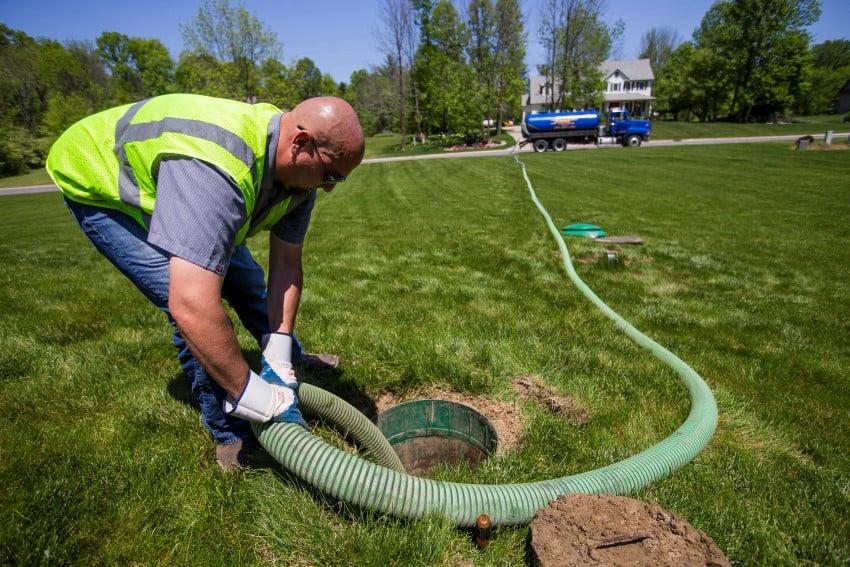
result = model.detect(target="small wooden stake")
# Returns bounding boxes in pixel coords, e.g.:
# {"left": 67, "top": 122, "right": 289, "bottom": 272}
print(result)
{"left": 593, "top": 531, "right": 652, "bottom": 549}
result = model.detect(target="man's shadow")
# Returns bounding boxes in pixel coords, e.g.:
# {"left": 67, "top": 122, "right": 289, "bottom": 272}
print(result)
{"left": 166, "top": 347, "right": 387, "bottom": 517}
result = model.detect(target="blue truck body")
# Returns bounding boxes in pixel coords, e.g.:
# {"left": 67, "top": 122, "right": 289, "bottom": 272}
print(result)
{"left": 522, "top": 108, "right": 651, "bottom": 151}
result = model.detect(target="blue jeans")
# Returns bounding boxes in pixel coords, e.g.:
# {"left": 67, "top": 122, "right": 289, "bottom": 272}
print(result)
{"left": 65, "top": 199, "right": 304, "bottom": 445}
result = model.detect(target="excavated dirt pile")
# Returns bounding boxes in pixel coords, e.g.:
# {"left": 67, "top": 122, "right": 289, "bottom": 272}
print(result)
{"left": 530, "top": 494, "right": 729, "bottom": 567}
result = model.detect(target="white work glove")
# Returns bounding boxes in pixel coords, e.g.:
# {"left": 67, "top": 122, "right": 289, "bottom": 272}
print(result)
{"left": 222, "top": 333, "right": 306, "bottom": 426}
{"left": 259, "top": 332, "right": 298, "bottom": 388}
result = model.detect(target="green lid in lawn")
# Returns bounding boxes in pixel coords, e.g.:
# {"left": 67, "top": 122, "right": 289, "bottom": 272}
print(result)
{"left": 561, "top": 223, "right": 606, "bottom": 237}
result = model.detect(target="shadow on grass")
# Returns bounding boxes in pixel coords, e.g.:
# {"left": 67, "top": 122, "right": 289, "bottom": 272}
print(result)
{"left": 165, "top": 347, "right": 378, "bottom": 419}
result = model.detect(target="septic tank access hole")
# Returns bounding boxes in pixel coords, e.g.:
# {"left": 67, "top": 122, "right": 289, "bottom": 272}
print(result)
{"left": 377, "top": 399, "right": 498, "bottom": 476}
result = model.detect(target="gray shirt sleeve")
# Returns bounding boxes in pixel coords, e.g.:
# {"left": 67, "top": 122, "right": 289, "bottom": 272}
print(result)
{"left": 271, "top": 190, "right": 317, "bottom": 244}
{"left": 147, "top": 159, "right": 246, "bottom": 275}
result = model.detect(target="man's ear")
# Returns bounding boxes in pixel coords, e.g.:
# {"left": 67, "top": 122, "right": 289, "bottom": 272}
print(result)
{"left": 292, "top": 129, "right": 310, "bottom": 147}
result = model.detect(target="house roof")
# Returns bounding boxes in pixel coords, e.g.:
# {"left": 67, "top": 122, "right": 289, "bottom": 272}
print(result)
{"left": 600, "top": 59, "right": 655, "bottom": 81}
{"left": 523, "top": 59, "right": 656, "bottom": 105}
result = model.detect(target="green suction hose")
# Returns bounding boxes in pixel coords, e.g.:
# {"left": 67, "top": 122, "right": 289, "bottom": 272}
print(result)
{"left": 276, "top": 382, "right": 405, "bottom": 473}
{"left": 253, "top": 150, "right": 718, "bottom": 526}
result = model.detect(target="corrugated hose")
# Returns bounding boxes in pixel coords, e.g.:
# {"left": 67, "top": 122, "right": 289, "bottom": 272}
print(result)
{"left": 251, "top": 145, "right": 718, "bottom": 526}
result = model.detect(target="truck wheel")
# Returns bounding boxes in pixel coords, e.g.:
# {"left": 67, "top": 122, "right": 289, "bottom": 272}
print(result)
{"left": 625, "top": 134, "right": 642, "bottom": 147}
{"left": 533, "top": 139, "right": 549, "bottom": 152}
{"left": 551, "top": 138, "right": 567, "bottom": 151}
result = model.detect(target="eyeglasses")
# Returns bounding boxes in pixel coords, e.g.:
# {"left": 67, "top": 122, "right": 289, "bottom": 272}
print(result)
{"left": 297, "top": 124, "right": 347, "bottom": 185}
{"left": 311, "top": 139, "right": 347, "bottom": 185}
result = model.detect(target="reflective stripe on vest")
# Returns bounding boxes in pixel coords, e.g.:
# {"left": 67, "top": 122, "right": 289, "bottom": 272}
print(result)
{"left": 112, "top": 100, "right": 260, "bottom": 210}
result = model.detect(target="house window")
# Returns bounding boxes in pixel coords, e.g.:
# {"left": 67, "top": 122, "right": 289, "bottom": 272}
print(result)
{"left": 611, "top": 83, "right": 620, "bottom": 92}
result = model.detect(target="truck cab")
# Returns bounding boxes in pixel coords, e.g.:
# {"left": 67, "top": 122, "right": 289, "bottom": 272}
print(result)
{"left": 605, "top": 108, "right": 651, "bottom": 147}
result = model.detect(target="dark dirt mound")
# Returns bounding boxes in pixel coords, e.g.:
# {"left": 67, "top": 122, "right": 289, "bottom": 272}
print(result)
{"left": 512, "top": 375, "right": 590, "bottom": 425}
{"left": 530, "top": 494, "right": 729, "bottom": 567}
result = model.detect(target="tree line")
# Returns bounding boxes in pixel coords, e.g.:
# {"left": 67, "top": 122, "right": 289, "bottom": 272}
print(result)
{"left": 646, "top": 0, "right": 848, "bottom": 122}
{"left": 0, "top": 0, "right": 527, "bottom": 176}
{"left": 358, "top": 0, "right": 526, "bottom": 143}
{"left": 2, "top": 0, "right": 847, "bottom": 176}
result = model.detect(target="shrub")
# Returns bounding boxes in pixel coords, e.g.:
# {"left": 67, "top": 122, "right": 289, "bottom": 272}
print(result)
{"left": 0, "top": 126, "right": 49, "bottom": 176}
{"left": 41, "top": 94, "right": 93, "bottom": 137}
{"left": 844, "top": 113, "right": 850, "bottom": 123}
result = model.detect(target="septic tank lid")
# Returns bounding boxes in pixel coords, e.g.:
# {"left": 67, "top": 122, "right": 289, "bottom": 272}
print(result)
{"left": 561, "top": 223, "right": 606, "bottom": 238}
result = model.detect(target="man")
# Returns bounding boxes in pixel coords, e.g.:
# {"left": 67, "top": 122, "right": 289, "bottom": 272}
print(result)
{"left": 47, "top": 94, "right": 365, "bottom": 469}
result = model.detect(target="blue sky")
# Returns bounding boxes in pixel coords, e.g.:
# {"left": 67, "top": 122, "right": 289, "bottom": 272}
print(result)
{"left": 2, "top": 0, "right": 848, "bottom": 83}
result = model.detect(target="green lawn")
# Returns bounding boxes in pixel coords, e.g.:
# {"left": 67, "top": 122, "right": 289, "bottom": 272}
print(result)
{"left": 364, "top": 132, "right": 515, "bottom": 159}
{"left": 651, "top": 114, "right": 848, "bottom": 140}
{"left": 0, "top": 168, "right": 52, "bottom": 189}
{"left": 1, "top": 143, "right": 848, "bottom": 565}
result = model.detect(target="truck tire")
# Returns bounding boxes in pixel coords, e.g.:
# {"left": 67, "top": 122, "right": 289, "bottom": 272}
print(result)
{"left": 551, "top": 138, "right": 567, "bottom": 151}
{"left": 625, "top": 134, "right": 642, "bottom": 147}
{"left": 533, "top": 139, "right": 549, "bottom": 152}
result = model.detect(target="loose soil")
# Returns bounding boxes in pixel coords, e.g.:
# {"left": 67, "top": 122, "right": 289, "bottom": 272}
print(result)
{"left": 530, "top": 494, "right": 729, "bottom": 567}
{"left": 807, "top": 142, "right": 849, "bottom": 151}
{"left": 375, "top": 387, "right": 525, "bottom": 455}
{"left": 376, "top": 378, "right": 589, "bottom": 456}
{"left": 512, "top": 375, "right": 590, "bottom": 425}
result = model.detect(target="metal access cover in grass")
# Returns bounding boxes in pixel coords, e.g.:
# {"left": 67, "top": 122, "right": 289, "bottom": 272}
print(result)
{"left": 378, "top": 399, "right": 498, "bottom": 476}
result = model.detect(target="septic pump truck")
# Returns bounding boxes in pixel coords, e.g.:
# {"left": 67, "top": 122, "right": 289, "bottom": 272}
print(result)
{"left": 521, "top": 107, "right": 651, "bottom": 152}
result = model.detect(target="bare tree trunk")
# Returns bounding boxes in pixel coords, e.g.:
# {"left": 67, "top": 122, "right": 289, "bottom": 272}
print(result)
{"left": 379, "top": 0, "right": 414, "bottom": 143}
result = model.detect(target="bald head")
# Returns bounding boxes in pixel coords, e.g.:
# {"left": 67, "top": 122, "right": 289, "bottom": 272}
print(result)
{"left": 291, "top": 96, "right": 365, "bottom": 171}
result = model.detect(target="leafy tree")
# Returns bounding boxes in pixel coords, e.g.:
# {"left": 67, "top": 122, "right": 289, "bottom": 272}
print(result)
{"left": 41, "top": 93, "right": 94, "bottom": 136}
{"left": 289, "top": 57, "right": 324, "bottom": 101}
{"left": 466, "top": 0, "right": 496, "bottom": 136}
{"left": 180, "top": 0, "right": 279, "bottom": 100}
{"left": 639, "top": 26, "right": 681, "bottom": 72}
{"left": 175, "top": 52, "right": 228, "bottom": 97}
{"left": 695, "top": 0, "right": 821, "bottom": 121}
{"left": 811, "top": 39, "right": 850, "bottom": 70}
{"left": 537, "top": 0, "right": 614, "bottom": 111}
{"left": 795, "top": 39, "right": 850, "bottom": 114}
{"left": 96, "top": 32, "right": 137, "bottom": 96}
{"left": 258, "top": 58, "right": 297, "bottom": 109}
{"left": 128, "top": 38, "right": 174, "bottom": 97}
{"left": 0, "top": 25, "right": 46, "bottom": 129}
{"left": 493, "top": 0, "right": 526, "bottom": 132}
{"left": 346, "top": 65, "right": 397, "bottom": 135}
{"left": 414, "top": 0, "right": 479, "bottom": 136}
{"left": 97, "top": 32, "right": 173, "bottom": 101}
{"left": 655, "top": 41, "right": 731, "bottom": 121}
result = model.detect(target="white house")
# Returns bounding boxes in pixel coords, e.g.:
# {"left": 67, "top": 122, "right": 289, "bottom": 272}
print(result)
{"left": 600, "top": 59, "right": 655, "bottom": 116}
{"left": 522, "top": 58, "right": 655, "bottom": 116}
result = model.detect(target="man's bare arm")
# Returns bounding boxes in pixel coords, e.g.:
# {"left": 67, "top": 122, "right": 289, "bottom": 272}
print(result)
{"left": 168, "top": 256, "right": 248, "bottom": 399}
{"left": 267, "top": 233, "right": 304, "bottom": 334}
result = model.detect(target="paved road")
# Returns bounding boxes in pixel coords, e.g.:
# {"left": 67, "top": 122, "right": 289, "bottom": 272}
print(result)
{"left": 1, "top": 131, "right": 846, "bottom": 194}
{"left": 362, "top": 131, "right": 849, "bottom": 164}
{"left": 0, "top": 184, "right": 57, "bottom": 196}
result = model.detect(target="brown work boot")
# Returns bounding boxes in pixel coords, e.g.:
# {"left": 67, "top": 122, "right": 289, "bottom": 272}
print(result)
{"left": 300, "top": 352, "right": 340, "bottom": 371}
{"left": 215, "top": 438, "right": 254, "bottom": 471}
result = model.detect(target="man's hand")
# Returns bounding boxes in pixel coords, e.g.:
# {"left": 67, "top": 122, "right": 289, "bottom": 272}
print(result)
{"left": 222, "top": 333, "right": 307, "bottom": 427}
{"left": 222, "top": 371, "right": 307, "bottom": 427}
{"left": 260, "top": 332, "right": 297, "bottom": 388}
